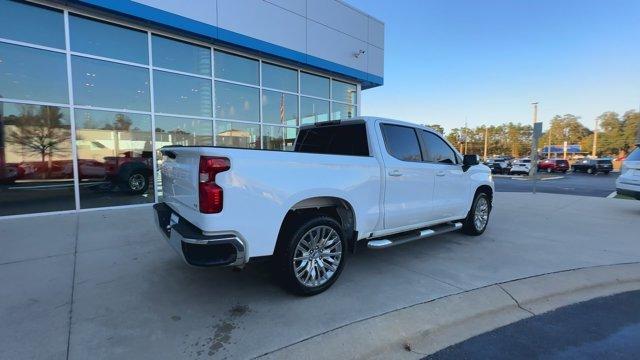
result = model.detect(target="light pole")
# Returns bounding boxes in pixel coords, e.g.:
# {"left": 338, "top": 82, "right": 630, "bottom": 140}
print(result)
{"left": 592, "top": 117, "right": 599, "bottom": 157}
{"left": 463, "top": 118, "right": 468, "bottom": 155}
{"left": 483, "top": 126, "right": 489, "bottom": 161}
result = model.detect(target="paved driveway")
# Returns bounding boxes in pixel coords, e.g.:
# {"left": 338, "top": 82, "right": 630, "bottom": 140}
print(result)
{"left": 494, "top": 172, "right": 617, "bottom": 197}
{"left": 1, "top": 193, "right": 639, "bottom": 359}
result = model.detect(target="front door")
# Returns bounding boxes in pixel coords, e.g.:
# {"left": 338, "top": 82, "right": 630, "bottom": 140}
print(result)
{"left": 419, "top": 130, "right": 470, "bottom": 219}
{"left": 378, "top": 123, "right": 436, "bottom": 230}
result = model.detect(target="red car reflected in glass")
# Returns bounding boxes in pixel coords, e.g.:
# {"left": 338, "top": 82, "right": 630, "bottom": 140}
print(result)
{"left": 538, "top": 159, "right": 570, "bottom": 173}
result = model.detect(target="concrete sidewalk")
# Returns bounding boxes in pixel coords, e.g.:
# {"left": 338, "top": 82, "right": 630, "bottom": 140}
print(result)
{"left": 1, "top": 193, "right": 639, "bottom": 359}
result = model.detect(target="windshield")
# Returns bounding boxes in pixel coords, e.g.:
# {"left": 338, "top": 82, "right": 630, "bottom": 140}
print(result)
{"left": 627, "top": 147, "right": 640, "bottom": 161}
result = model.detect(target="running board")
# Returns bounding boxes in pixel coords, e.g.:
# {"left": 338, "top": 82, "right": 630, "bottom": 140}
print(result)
{"left": 367, "top": 222, "right": 463, "bottom": 250}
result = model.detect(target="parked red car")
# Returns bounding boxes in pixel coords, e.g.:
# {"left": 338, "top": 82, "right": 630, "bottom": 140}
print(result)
{"left": 537, "top": 158, "right": 570, "bottom": 173}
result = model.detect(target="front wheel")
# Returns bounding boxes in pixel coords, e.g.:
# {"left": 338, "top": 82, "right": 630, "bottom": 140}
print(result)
{"left": 587, "top": 167, "right": 594, "bottom": 175}
{"left": 547, "top": 168, "right": 552, "bottom": 173}
{"left": 275, "top": 216, "right": 347, "bottom": 296}
{"left": 462, "top": 192, "right": 491, "bottom": 236}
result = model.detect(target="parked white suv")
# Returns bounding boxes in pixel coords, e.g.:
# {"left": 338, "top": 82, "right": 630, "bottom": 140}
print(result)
{"left": 510, "top": 158, "right": 531, "bottom": 175}
{"left": 616, "top": 146, "right": 640, "bottom": 200}
{"left": 154, "top": 117, "right": 494, "bottom": 295}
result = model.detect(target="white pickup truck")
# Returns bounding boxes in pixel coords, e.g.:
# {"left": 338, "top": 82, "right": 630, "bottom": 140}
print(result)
{"left": 154, "top": 117, "right": 494, "bottom": 295}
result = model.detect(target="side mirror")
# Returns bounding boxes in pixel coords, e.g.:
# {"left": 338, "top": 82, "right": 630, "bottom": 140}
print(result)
{"left": 463, "top": 154, "right": 480, "bottom": 167}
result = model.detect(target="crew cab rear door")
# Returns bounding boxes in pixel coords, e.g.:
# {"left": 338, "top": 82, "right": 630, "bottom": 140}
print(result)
{"left": 378, "top": 122, "right": 436, "bottom": 230}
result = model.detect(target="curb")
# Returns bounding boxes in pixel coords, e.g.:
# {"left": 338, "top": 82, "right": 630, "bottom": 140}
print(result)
{"left": 257, "top": 262, "right": 640, "bottom": 360}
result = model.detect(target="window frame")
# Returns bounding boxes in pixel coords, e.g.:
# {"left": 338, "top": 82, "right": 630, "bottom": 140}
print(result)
{"left": 418, "top": 129, "right": 461, "bottom": 165}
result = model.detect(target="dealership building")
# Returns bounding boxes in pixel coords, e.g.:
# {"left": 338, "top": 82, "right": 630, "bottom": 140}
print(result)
{"left": 0, "top": 0, "right": 384, "bottom": 217}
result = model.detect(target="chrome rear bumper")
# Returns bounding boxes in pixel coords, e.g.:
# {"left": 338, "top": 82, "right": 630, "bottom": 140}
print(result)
{"left": 153, "top": 203, "right": 246, "bottom": 267}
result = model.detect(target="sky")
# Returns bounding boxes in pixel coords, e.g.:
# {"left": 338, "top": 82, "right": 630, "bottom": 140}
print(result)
{"left": 346, "top": 0, "right": 640, "bottom": 132}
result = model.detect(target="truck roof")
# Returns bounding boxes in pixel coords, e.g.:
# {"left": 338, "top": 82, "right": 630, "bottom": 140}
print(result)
{"left": 301, "top": 116, "right": 438, "bottom": 133}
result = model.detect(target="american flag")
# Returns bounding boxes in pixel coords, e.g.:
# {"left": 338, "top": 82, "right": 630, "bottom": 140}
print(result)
{"left": 279, "top": 93, "right": 285, "bottom": 124}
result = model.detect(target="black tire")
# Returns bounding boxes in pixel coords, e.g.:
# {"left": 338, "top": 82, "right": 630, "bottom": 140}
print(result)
{"left": 274, "top": 215, "right": 347, "bottom": 296}
{"left": 462, "top": 192, "right": 491, "bottom": 236}
{"left": 547, "top": 168, "right": 552, "bottom": 173}
{"left": 604, "top": 171, "right": 610, "bottom": 175}
{"left": 587, "top": 167, "right": 595, "bottom": 175}
{"left": 122, "top": 170, "right": 149, "bottom": 194}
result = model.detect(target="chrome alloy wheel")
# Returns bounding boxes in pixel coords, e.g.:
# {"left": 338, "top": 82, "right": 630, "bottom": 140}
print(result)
{"left": 128, "top": 173, "right": 146, "bottom": 191}
{"left": 474, "top": 197, "right": 489, "bottom": 231}
{"left": 293, "top": 225, "right": 342, "bottom": 288}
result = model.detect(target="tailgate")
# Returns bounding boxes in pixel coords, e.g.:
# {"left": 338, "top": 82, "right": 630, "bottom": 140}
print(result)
{"left": 159, "top": 147, "right": 201, "bottom": 213}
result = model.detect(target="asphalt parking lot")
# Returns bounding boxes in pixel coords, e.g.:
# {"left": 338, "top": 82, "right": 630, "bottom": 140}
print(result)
{"left": 2, "top": 192, "right": 639, "bottom": 360}
{"left": 428, "top": 290, "right": 640, "bottom": 360}
{"left": 494, "top": 172, "right": 618, "bottom": 197}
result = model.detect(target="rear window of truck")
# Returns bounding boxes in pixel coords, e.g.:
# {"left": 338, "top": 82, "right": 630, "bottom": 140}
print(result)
{"left": 294, "top": 123, "right": 369, "bottom": 156}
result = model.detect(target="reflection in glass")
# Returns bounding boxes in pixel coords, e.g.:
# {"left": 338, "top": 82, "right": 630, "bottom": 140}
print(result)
{"left": 332, "top": 80, "right": 357, "bottom": 104}
{"left": 154, "top": 71, "right": 212, "bottom": 117}
{"left": 155, "top": 115, "right": 212, "bottom": 201}
{"left": 262, "top": 90, "right": 297, "bottom": 126}
{"left": 72, "top": 56, "right": 150, "bottom": 111}
{"left": 69, "top": 14, "right": 148, "bottom": 64}
{"left": 0, "top": 0, "right": 65, "bottom": 49}
{"left": 155, "top": 116, "right": 213, "bottom": 147}
{"left": 285, "top": 127, "right": 297, "bottom": 151}
{"left": 215, "top": 81, "right": 259, "bottom": 122}
{"left": 331, "top": 102, "right": 356, "bottom": 120}
{"left": 0, "top": 43, "right": 68, "bottom": 104}
{"left": 0, "top": 102, "right": 74, "bottom": 215}
{"left": 262, "top": 63, "right": 297, "bottom": 92}
{"left": 152, "top": 35, "right": 211, "bottom": 76}
{"left": 263, "top": 125, "right": 284, "bottom": 150}
{"left": 301, "top": 72, "right": 330, "bottom": 98}
{"left": 215, "top": 121, "right": 260, "bottom": 149}
{"left": 75, "top": 109, "right": 153, "bottom": 208}
{"left": 300, "top": 97, "right": 330, "bottom": 125}
{"left": 214, "top": 51, "right": 259, "bottom": 85}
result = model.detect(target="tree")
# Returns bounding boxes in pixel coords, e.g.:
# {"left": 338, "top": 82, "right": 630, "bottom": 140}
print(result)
{"left": 622, "top": 110, "right": 640, "bottom": 152}
{"left": 425, "top": 124, "right": 444, "bottom": 134}
{"left": 542, "top": 114, "right": 591, "bottom": 147}
{"left": 5, "top": 105, "right": 70, "bottom": 176}
{"left": 102, "top": 113, "right": 133, "bottom": 130}
{"left": 596, "top": 112, "right": 623, "bottom": 156}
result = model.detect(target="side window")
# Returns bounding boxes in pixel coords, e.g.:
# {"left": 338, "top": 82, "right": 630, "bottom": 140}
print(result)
{"left": 627, "top": 147, "right": 640, "bottom": 161}
{"left": 380, "top": 124, "right": 422, "bottom": 162}
{"left": 420, "top": 130, "right": 457, "bottom": 164}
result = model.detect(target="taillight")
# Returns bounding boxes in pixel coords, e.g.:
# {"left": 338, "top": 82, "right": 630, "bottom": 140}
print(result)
{"left": 198, "top": 156, "right": 230, "bottom": 213}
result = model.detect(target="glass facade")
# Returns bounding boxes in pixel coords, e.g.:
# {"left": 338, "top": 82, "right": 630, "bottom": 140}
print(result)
{"left": 0, "top": 0, "right": 359, "bottom": 216}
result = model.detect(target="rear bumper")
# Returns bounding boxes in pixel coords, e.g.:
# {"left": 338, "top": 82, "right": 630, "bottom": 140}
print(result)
{"left": 617, "top": 180, "right": 640, "bottom": 200}
{"left": 153, "top": 203, "right": 246, "bottom": 267}
{"left": 617, "top": 188, "right": 640, "bottom": 200}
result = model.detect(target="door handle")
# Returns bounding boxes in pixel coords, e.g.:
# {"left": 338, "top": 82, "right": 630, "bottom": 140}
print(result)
{"left": 388, "top": 170, "right": 402, "bottom": 177}
{"left": 436, "top": 170, "right": 446, "bottom": 177}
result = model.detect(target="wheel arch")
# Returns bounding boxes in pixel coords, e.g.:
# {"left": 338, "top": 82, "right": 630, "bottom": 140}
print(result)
{"left": 475, "top": 184, "right": 494, "bottom": 208}
{"left": 275, "top": 196, "right": 358, "bottom": 255}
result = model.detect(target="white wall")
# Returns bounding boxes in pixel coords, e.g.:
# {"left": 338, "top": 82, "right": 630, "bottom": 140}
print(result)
{"left": 132, "top": 0, "right": 384, "bottom": 80}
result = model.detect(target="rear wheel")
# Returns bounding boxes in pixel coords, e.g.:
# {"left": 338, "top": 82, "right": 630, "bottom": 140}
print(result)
{"left": 547, "top": 168, "right": 552, "bottom": 173}
{"left": 462, "top": 192, "right": 491, "bottom": 236}
{"left": 275, "top": 215, "right": 346, "bottom": 296}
